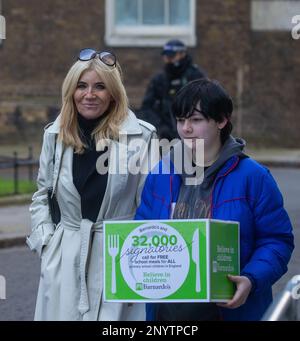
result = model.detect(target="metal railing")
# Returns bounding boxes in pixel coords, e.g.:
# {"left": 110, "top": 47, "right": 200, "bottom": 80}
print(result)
{"left": 261, "top": 275, "right": 300, "bottom": 321}
{"left": 0, "top": 146, "right": 39, "bottom": 195}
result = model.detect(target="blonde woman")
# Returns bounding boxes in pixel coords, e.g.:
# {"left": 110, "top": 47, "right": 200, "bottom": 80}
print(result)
{"left": 27, "top": 49, "right": 156, "bottom": 321}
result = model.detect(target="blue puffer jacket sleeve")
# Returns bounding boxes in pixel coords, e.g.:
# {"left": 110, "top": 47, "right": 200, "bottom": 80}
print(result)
{"left": 241, "top": 169, "right": 294, "bottom": 294}
{"left": 135, "top": 171, "right": 155, "bottom": 220}
{"left": 135, "top": 159, "right": 181, "bottom": 221}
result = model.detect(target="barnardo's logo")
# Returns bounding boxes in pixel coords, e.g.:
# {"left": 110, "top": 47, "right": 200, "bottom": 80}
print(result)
{"left": 95, "top": 136, "right": 205, "bottom": 186}
{"left": 0, "top": 275, "right": 6, "bottom": 300}
{"left": 0, "top": 15, "right": 6, "bottom": 39}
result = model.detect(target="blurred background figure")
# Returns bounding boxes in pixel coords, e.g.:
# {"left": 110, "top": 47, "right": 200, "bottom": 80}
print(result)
{"left": 138, "top": 39, "right": 207, "bottom": 140}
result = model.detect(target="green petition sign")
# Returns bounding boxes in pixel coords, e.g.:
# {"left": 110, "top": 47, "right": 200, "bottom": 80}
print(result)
{"left": 103, "top": 219, "right": 239, "bottom": 302}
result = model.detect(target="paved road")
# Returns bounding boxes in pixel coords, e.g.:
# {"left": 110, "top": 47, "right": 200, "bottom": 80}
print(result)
{"left": 0, "top": 246, "right": 39, "bottom": 321}
{"left": 0, "top": 205, "right": 31, "bottom": 235}
{"left": 0, "top": 167, "right": 299, "bottom": 320}
{"left": 268, "top": 168, "right": 300, "bottom": 293}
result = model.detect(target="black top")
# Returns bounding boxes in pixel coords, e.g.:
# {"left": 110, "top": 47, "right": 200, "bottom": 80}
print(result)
{"left": 72, "top": 113, "right": 108, "bottom": 222}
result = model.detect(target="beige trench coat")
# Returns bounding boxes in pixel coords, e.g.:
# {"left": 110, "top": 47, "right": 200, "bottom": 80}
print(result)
{"left": 27, "top": 110, "right": 156, "bottom": 321}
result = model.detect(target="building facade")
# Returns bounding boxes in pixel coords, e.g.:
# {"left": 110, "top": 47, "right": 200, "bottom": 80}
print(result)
{"left": 0, "top": 0, "right": 299, "bottom": 146}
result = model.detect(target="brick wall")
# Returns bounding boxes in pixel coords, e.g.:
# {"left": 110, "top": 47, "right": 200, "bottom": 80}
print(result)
{"left": 0, "top": 0, "right": 299, "bottom": 147}
{"left": 245, "top": 32, "right": 300, "bottom": 147}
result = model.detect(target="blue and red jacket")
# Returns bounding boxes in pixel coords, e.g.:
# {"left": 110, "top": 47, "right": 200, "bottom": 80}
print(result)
{"left": 135, "top": 155, "right": 294, "bottom": 321}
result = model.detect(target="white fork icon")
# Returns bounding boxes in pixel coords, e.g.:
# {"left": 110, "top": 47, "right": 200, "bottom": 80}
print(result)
{"left": 108, "top": 234, "right": 119, "bottom": 294}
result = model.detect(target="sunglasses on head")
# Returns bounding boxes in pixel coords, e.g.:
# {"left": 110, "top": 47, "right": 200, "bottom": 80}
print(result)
{"left": 77, "top": 48, "right": 117, "bottom": 67}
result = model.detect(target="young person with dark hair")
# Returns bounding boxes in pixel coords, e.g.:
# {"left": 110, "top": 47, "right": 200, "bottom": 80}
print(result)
{"left": 135, "top": 78, "right": 294, "bottom": 321}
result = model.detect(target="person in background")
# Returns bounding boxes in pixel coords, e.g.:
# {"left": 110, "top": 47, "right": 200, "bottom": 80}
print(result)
{"left": 135, "top": 78, "right": 294, "bottom": 321}
{"left": 138, "top": 39, "right": 206, "bottom": 140}
{"left": 27, "top": 48, "right": 156, "bottom": 321}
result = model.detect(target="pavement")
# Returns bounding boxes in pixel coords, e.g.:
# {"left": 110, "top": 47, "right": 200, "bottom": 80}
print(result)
{"left": 0, "top": 147, "right": 300, "bottom": 248}
{"left": 0, "top": 204, "right": 32, "bottom": 248}
{"left": 246, "top": 148, "right": 300, "bottom": 168}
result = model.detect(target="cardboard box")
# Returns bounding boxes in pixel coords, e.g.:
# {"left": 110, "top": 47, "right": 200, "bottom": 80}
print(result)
{"left": 103, "top": 219, "right": 239, "bottom": 302}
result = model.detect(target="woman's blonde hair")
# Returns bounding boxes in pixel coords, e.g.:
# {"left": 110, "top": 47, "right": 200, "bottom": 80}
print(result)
{"left": 59, "top": 57, "right": 128, "bottom": 153}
